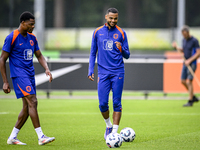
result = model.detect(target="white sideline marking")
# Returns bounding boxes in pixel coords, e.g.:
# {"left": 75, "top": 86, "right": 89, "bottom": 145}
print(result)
{"left": 0, "top": 112, "right": 9, "bottom": 114}
{"left": 1, "top": 112, "right": 200, "bottom": 116}
{"left": 38, "top": 112, "right": 200, "bottom": 116}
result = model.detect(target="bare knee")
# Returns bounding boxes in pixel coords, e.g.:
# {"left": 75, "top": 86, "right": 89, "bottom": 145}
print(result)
{"left": 22, "top": 98, "right": 29, "bottom": 113}
{"left": 181, "top": 80, "right": 186, "bottom": 85}
{"left": 187, "top": 80, "right": 193, "bottom": 86}
{"left": 26, "top": 95, "right": 38, "bottom": 109}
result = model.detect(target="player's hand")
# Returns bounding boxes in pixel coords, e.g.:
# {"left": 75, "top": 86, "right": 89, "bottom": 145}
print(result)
{"left": 3, "top": 82, "right": 11, "bottom": 94}
{"left": 184, "top": 59, "right": 191, "bottom": 66}
{"left": 115, "top": 41, "right": 121, "bottom": 49}
{"left": 88, "top": 74, "right": 94, "bottom": 81}
{"left": 45, "top": 69, "right": 53, "bottom": 83}
{"left": 172, "top": 41, "right": 177, "bottom": 49}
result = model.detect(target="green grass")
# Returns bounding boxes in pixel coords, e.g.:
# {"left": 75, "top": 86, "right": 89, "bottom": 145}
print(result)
{"left": 0, "top": 98, "right": 200, "bottom": 150}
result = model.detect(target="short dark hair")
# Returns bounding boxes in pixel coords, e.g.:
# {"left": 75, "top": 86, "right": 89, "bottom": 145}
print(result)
{"left": 182, "top": 25, "right": 190, "bottom": 32}
{"left": 19, "top": 11, "right": 35, "bottom": 23}
{"left": 106, "top": 8, "right": 119, "bottom": 14}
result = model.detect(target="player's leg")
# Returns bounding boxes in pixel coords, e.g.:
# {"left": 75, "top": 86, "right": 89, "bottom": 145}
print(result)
{"left": 15, "top": 97, "right": 29, "bottom": 129}
{"left": 181, "top": 65, "right": 188, "bottom": 89}
{"left": 24, "top": 94, "right": 55, "bottom": 145}
{"left": 7, "top": 98, "right": 29, "bottom": 145}
{"left": 187, "top": 80, "right": 193, "bottom": 100}
{"left": 8, "top": 77, "right": 54, "bottom": 145}
{"left": 30, "top": 77, "right": 55, "bottom": 145}
{"left": 111, "top": 73, "right": 124, "bottom": 133}
{"left": 98, "top": 74, "right": 112, "bottom": 139}
{"left": 7, "top": 78, "right": 30, "bottom": 145}
{"left": 23, "top": 94, "right": 40, "bottom": 128}
{"left": 188, "top": 64, "right": 199, "bottom": 102}
{"left": 183, "top": 64, "right": 197, "bottom": 106}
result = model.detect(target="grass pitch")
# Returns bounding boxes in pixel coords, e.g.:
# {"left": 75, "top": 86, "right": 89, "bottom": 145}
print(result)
{"left": 0, "top": 95, "right": 200, "bottom": 150}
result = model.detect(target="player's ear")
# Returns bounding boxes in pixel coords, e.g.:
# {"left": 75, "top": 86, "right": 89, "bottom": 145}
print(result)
{"left": 105, "top": 14, "right": 107, "bottom": 20}
{"left": 21, "top": 21, "right": 25, "bottom": 26}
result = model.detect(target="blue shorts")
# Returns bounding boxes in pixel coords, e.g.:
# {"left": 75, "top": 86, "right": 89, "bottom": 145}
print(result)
{"left": 12, "top": 76, "right": 36, "bottom": 99}
{"left": 181, "top": 64, "right": 197, "bottom": 81}
{"left": 98, "top": 73, "right": 124, "bottom": 112}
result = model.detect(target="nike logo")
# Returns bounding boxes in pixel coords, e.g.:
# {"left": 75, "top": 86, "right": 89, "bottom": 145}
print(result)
{"left": 119, "top": 77, "right": 123, "bottom": 79}
{"left": 19, "top": 43, "right": 23, "bottom": 46}
{"left": 35, "top": 64, "right": 82, "bottom": 86}
{"left": 99, "top": 34, "right": 104, "bottom": 36}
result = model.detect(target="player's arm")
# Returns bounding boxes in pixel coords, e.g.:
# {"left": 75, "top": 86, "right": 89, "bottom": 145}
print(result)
{"left": 172, "top": 41, "right": 183, "bottom": 52}
{"left": 88, "top": 31, "right": 98, "bottom": 81}
{"left": 0, "top": 51, "right": 11, "bottom": 93}
{"left": 115, "top": 31, "right": 130, "bottom": 59}
{"left": 34, "top": 50, "right": 53, "bottom": 82}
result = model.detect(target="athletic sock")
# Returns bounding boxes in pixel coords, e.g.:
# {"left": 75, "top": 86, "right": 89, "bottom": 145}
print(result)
{"left": 104, "top": 118, "right": 113, "bottom": 128}
{"left": 35, "top": 127, "right": 44, "bottom": 140}
{"left": 9, "top": 127, "right": 20, "bottom": 139}
{"left": 112, "top": 125, "right": 119, "bottom": 133}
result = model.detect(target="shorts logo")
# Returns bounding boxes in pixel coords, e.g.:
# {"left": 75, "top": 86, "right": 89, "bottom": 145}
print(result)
{"left": 103, "top": 39, "right": 113, "bottom": 51}
{"left": 26, "top": 86, "right": 31, "bottom": 92}
{"left": 98, "top": 77, "right": 100, "bottom": 83}
{"left": 30, "top": 40, "right": 34, "bottom": 46}
{"left": 24, "top": 49, "right": 33, "bottom": 60}
{"left": 113, "top": 33, "right": 118, "bottom": 39}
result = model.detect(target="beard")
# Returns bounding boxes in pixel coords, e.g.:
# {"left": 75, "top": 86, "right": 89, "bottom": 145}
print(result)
{"left": 107, "top": 21, "right": 117, "bottom": 28}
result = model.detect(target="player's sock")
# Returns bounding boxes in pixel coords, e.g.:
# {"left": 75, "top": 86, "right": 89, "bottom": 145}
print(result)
{"left": 9, "top": 127, "right": 20, "bottom": 140}
{"left": 112, "top": 125, "right": 119, "bottom": 133}
{"left": 104, "top": 117, "right": 112, "bottom": 128}
{"left": 35, "top": 127, "right": 44, "bottom": 140}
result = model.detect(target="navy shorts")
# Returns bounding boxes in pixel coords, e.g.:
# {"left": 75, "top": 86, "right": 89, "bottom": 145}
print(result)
{"left": 181, "top": 64, "right": 197, "bottom": 81}
{"left": 98, "top": 73, "right": 124, "bottom": 112}
{"left": 12, "top": 76, "right": 36, "bottom": 99}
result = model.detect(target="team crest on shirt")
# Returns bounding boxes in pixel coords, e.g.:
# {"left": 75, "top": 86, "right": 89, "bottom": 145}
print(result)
{"left": 113, "top": 33, "right": 118, "bottom": 39}
{"left": 26, "top": 86, "right": 31, "bottom": 92}
{"left": 103, "top": 39, "right": 113, "bottom": 51}
{"left": 30, "top": 40, "right": 34, "bottom": 46}
{"left": 24, "top": 49, "right": 33, "bottom": 60}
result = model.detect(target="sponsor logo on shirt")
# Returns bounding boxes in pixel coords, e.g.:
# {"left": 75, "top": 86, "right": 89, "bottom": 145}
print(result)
{"left": 113, "top": 33, "right": 118, "bottom": 39}
{"left": 30, "top": 40, "right": 34, "bottom": 46}
{"left": 24, "top": 49, "right": 33, "bottom": 60}
{"left": 103, "top": 39, "right": 113, "bottom": 51}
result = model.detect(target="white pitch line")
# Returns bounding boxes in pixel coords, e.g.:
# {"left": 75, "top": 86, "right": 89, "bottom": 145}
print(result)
{"left": 0, "top": 112, "right": 9, "bottom": 114}
{"left": 1, "top": 112, "right": 200, "bottom": 116}
{"left": 37, "top": 112, "right": 200, "bottom": 116}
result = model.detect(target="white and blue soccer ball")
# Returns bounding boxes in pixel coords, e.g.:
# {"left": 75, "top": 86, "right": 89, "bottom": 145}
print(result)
{"left": 120, "top": 127, "right": 136, "bottom": 142}
{"left": 106, "top": 133, "right": 122, "bottom": 148}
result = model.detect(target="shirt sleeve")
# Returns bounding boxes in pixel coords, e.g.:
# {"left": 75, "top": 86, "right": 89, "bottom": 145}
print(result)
{"left": 121, "top": 31, "right": 130, "bottom": 59}
{"left": 194, "top": 39, "right": 200, "bottom": 48}
{"left": 34, "top": 37, "right": 40, "bottom": 52}
{"left": 2, "top": 34, "right": 12, "bottom": 53}
{"left": 88, "top": 31, "right": 98, "bottom": 76}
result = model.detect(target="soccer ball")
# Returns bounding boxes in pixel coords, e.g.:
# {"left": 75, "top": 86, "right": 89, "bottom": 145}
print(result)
{"left": 106, "top": 133, "right": 122, "bottom": 148}
{"left": 120, "top": 127, "right": 136, "bottom": 142}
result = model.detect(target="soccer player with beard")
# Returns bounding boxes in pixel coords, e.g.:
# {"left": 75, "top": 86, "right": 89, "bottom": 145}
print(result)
{"left": 88, "top": 8, "right": 130, "bottom": 140}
